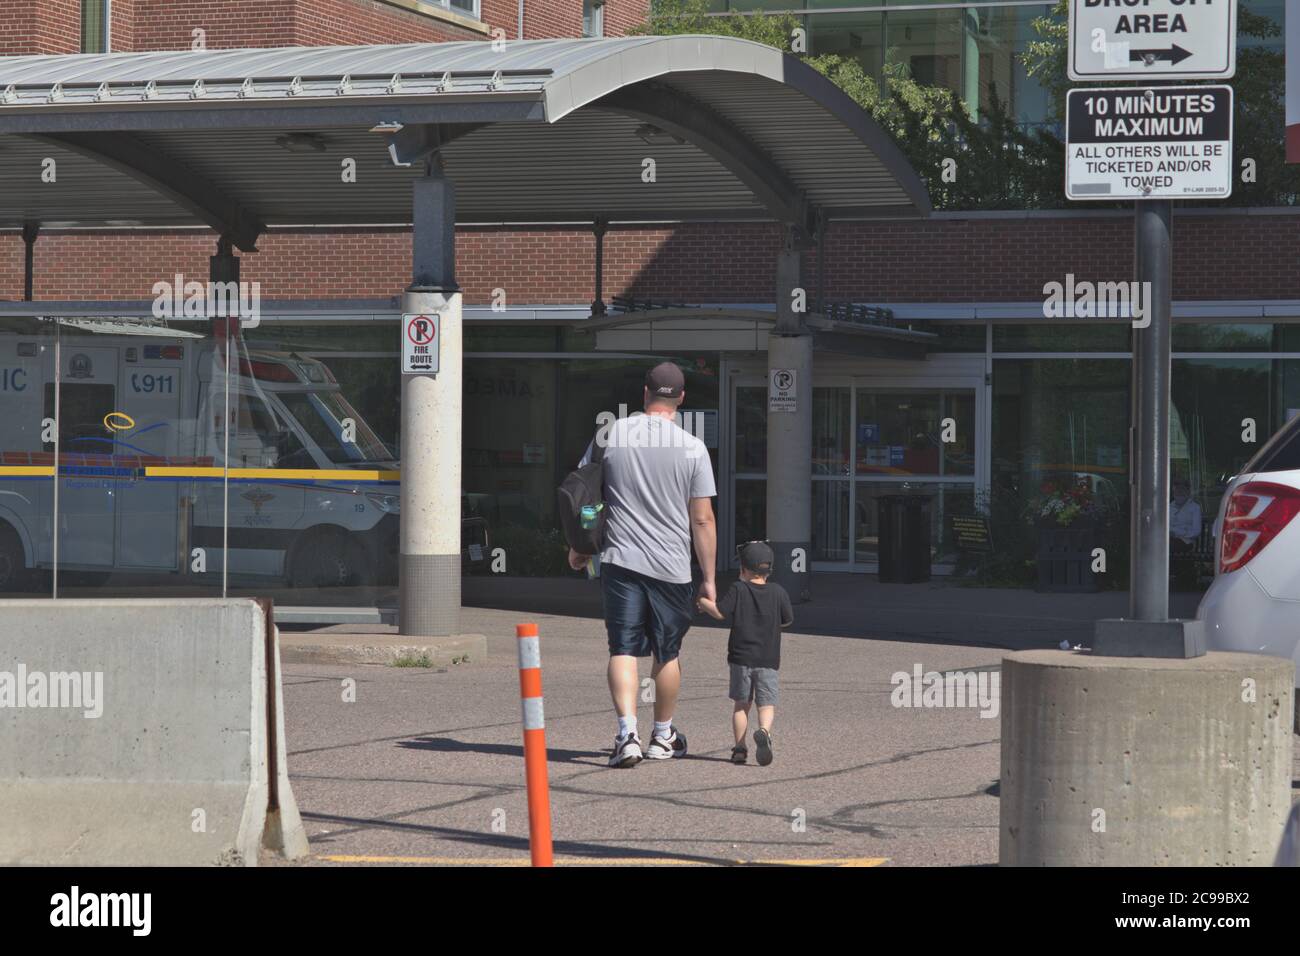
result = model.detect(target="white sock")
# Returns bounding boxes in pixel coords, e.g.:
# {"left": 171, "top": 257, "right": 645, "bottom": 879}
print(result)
{"left": 654, "top": 719, "right": 673, "bottom": 740}
{"left": 618, "top": 715, "right": 637, "bottom": 739}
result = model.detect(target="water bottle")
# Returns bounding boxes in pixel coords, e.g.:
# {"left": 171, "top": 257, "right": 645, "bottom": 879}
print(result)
{"left": 580, "top": 503, "right": 602, "bottom": 530}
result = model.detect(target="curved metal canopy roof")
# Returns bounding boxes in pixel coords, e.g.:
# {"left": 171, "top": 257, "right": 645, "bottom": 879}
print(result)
{"left": 0, "top": 36, "right": 930, "bottom": 250}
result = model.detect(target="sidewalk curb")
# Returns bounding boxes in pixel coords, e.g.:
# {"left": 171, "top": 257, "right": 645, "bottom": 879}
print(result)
{"left": 278, "top": 632, "right": 488, "bottom": 667}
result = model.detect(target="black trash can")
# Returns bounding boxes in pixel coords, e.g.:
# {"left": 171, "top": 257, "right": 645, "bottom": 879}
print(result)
{"left": 877, "top": 494, "right": 932, "bottom": 583}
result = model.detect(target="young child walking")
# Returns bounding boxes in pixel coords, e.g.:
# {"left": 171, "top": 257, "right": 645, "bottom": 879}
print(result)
{"left": 697, "top": 541, "right": 792, "bottom": 766}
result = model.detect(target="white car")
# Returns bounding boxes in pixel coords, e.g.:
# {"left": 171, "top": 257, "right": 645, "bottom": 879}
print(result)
{"left": 1198, "top": 415, "right": 1300, "bottom": 694}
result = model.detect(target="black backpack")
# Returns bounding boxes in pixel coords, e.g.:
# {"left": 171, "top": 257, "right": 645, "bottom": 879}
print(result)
{"left": 557, "top": 435, "right": 607, "bottom": 555}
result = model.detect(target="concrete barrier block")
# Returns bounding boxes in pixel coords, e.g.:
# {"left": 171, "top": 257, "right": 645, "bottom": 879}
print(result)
{"left": 1000, "top": 649, "right": 1294, "bottom": 866}
{"left": 0, "top": 598, "right": 307, "bottom": 866}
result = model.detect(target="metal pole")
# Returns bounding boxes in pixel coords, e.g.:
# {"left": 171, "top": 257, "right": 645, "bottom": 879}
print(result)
{"left": 1130, "top": 199, "right": 1172, "bottom": 623}
{"left": 21, "top": 222, "right": 38, "bottom": 302}
{"left": 1092, "top": 199, "right": 1201, "bottom": 657}
{"left": 591, "top": 218, "right": 607, "bottom": 318}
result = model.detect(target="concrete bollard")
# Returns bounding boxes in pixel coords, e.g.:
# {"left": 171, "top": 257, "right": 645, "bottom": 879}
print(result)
{"left": 1000, "top": 649, "right": 1293, "bottom": 866}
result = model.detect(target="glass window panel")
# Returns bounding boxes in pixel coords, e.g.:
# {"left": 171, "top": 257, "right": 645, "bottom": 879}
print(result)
{"left": 993, "top": 323, "right": 1131, "bottom": 353}
{"left": 49, "top": 316, "right": 225, "bottom": 598}
{"left": 853, "top": 482, "right": 972, "bottom": 564}
{"left": 1172, "top": 359, "right": 1276, "bottom": 516}
{"left": 928, "top": 322, "right": 986, "bottom": 352}
{"left": 812, "top": 387, "right": 850, "bottom": 475}
{"left": 812, "top": 480, "right": 850, "bottom": 561}
{"left": 809, "top": 11, "right": 885, "bottom": 82}
{"left": 1171, "top": 323, "right": 1289, "bottom": 352}
{"left": 964, "top": 4, "right": 1054, "bottom": 129}
{"left": 80, "top": 0, "right": 107, "bottom": 54}
{"left": 218, "top": 327, "right": 395, "bottom": 606}
{"left": 943, "top": 390, "right": 976, "bottom": 475}
{"left": 885, "top": 7, "right": 963, "bottom": 100}
{"left": 734, "top": 479, "right": 766, "bottom": 549}
{"left": 991, "top": 359, "right": 1130, "bottom": 517}
{"left": 583, "top": 0, "right": 604, "bottom": 37}
{"left": 0, "top": 317, "right": 56, "bottom": 597}
{"left": 734, "top": 385, "right": 767, "bottom": 474}
{"left": 724, "top": 1, "right": 807, "bottom": 10}
{"left": 1241, "top": 0, "right": 1285, "bottom": 50}
{"left": 855, "top": 388, "right": 974, "bottom": 477}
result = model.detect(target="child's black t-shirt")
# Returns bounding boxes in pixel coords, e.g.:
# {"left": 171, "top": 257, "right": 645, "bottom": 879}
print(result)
{"left": 716, "top": 579, "right": 793, "bottom": 670}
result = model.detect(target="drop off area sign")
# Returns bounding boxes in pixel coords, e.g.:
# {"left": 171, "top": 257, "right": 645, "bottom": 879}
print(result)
{"left": 1065, "top": 86, "right": 1233, "bottom": 201}
{"left": 1069, "top": 0, "right": 1236, "bottom": 82}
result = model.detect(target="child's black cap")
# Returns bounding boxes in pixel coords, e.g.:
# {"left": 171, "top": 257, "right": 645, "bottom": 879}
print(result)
{"left": 739, "top": 541, "right": 774, "bottom": 573}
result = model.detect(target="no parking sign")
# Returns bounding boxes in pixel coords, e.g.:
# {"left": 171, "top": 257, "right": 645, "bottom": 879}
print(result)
{"left": 402, "top": 312, "right": 439, "bottom": 373}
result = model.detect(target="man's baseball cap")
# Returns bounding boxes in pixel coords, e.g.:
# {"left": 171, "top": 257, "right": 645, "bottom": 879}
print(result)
{"left": 645, "top": 361, "right": 685, "bottom": 399}
{"left": 738, "top": 540, "right": 774, "bottom": 573}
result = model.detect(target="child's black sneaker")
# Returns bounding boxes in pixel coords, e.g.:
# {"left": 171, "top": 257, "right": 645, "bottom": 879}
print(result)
{"left": 753, "top": 728, "right": 773, "bottom": 766}
{"left": 730, "top": 743, "right": 747, "bottom": 764}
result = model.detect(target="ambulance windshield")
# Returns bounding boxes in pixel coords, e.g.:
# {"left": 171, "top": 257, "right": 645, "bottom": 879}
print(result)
{"left": 277, "top": 390, "right": 395, "bottom": 465}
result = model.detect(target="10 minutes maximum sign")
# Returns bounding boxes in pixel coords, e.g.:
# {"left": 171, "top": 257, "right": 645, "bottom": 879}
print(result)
{"left": 1065, "top": 86, "right": 1233, "bottom": 201}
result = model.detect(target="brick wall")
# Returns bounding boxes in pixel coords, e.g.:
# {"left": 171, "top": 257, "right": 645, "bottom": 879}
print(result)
{"left": 110, "top": 0, "right": 136, "bottom": 50}
{"left": 124, "top": 0, "right": 515, "bottom": 51}
{"left": 0, "top": 1, "right": 40, "bottom": 55}
{"left": 4, "top": 214, "right": 1299, "bottom": 306}
{"left": 601, "top": 0, "right": 649, "bottom": 38}
{"left": 129, "top": 0, "right": 297, "bottom": 50}
{"left": 523, "top": 0, "right": 579, "bottom": 39}
{"left": 0, "top": 0, "right": 81, "bottom": 55}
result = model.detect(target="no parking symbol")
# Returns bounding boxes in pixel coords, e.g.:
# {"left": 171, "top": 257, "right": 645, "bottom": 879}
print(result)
{"left": 402, "top": 312, "right": 439, "bottom": 373}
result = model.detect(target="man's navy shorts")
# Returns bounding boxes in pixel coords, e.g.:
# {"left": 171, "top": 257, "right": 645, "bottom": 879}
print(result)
{"left": 601, "top": 562, "right": 695, "bottom": 663}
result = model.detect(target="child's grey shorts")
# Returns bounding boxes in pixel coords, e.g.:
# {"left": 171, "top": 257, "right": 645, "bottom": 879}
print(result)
{"left": 729, "top": 664, "right": 779, "bottom": 707}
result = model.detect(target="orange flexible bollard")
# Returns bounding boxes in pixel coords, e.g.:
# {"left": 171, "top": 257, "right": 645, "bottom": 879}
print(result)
{"left": 516, "top": 623, "right": 554, "bottom": 867}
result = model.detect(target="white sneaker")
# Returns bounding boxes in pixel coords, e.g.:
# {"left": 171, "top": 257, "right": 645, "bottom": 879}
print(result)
{"left": 644, "top": 726, "right": 688, "bottom": 760}
{"left": 609, "top": 732, "right": 643, "bottom": 768}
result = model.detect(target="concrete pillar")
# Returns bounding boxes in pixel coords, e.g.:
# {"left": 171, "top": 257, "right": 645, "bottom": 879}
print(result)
{"left": 400, "top": 161, "right": 462, "bottom": 637}
{"left": 766, "top": 231, "right": 812, "bottom": 601}
{"left": 1000, "top": 650, "right": 1294, "bottom": 866}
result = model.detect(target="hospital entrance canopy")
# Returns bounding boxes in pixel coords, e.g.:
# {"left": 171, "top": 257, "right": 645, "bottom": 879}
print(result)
{"left": 0, "top": 35, "right": 931, "bottom": 249}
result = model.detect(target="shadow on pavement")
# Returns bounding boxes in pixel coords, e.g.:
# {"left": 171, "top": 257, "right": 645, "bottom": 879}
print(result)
{"left": 398, "top": 736, "right": 606, "bottom": 765}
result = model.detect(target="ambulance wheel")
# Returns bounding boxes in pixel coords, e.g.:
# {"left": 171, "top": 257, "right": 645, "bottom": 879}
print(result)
{"left": 287, "top": 529, "right": 371, "bottom": 589}
{"left": 0, "top": 524, "right": 31, "bottom": 593}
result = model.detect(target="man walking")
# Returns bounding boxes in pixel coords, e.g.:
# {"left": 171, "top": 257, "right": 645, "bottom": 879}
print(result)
{"left": 569, "top": 362, "right": 717, "bottom": 768}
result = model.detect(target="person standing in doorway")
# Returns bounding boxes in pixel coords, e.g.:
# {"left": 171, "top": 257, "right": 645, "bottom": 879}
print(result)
{"left": 569, "top": 362, "right": 717, "bottom": 768}
{"left": 1170, "top": 478, "right": 1203, "bottom": 590}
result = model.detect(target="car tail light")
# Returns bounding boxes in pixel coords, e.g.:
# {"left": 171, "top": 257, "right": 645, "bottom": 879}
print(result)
{"left": 1219, "top": 481, "right": 1300, "bottom": 573}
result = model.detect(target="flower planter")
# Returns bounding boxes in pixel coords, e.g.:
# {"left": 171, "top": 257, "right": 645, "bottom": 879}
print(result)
{"left": 1035, "top": 521, "right": 1100, "bottom": 593}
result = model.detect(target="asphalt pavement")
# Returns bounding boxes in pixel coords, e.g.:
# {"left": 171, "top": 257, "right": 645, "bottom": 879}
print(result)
{"left": 276, "top": 576, "right": 1262, "bottom": 867}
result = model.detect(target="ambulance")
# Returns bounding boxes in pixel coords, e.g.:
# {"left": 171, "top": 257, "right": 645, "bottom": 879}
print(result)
{"left": 0, "top": 319, "right": 407, "bottom": 591}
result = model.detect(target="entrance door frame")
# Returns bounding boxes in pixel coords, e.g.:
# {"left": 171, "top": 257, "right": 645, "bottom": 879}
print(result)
{"left": 725, "top": 356, "right": 990, "bottom": 572}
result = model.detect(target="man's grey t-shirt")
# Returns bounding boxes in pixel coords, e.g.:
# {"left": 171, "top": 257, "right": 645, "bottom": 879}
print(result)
{"left": 580, "top": 413, "right": 716, "bottom": 584}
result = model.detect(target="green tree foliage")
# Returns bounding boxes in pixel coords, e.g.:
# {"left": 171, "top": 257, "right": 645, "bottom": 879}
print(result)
{"left": 641, "top": 0, "right": 1295, "bottom": 210}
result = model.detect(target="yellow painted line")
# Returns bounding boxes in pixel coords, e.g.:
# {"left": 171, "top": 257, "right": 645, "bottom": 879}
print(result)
{"left": 316, "top": 854, "right": 888, "bottom": 867}
{"left": 144, "top": 467, "right": 226, "bottom": 479}
{"left": 0, "top": 466, "right": 56, "bottom": 476}
{"left": 144, "top": 467, "right": 401, "bottom": 481}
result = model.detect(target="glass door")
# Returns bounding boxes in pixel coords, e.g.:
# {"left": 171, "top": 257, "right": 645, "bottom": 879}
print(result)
{"left": 852, "top": 385, "right": 980, "bottom": 570}
{"left": 729, "top": 372, "right": 987, "bottom": 571}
